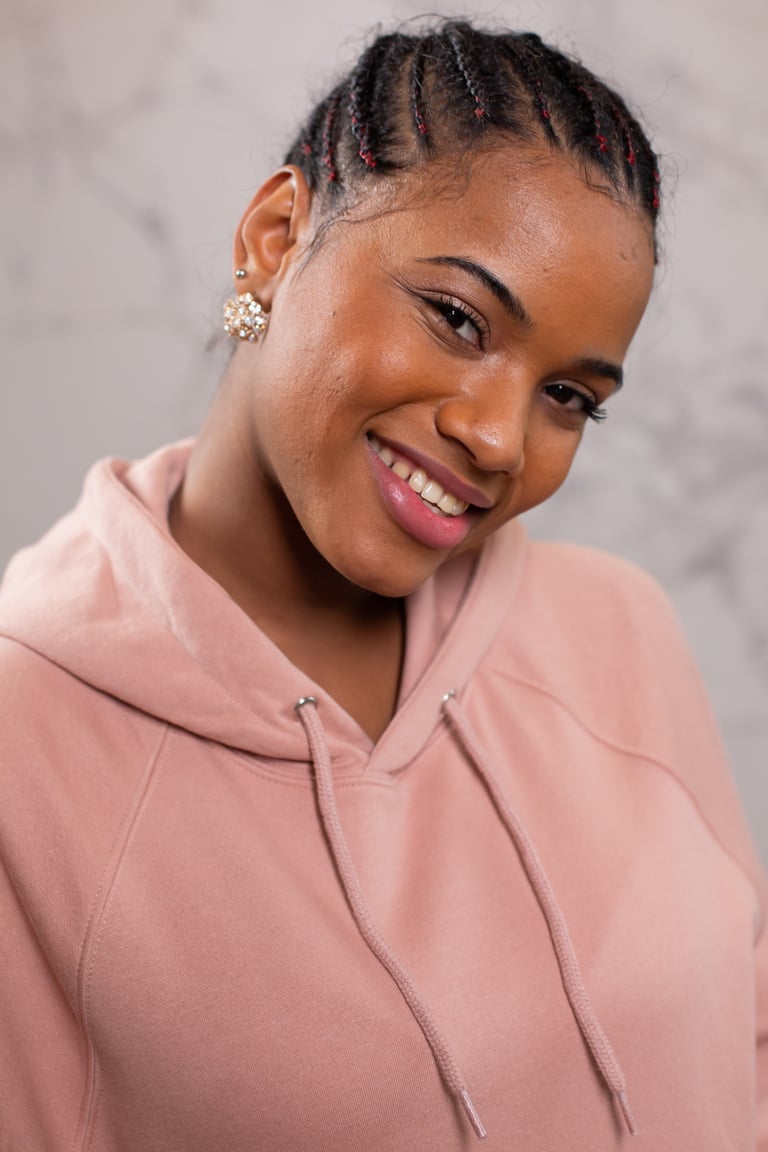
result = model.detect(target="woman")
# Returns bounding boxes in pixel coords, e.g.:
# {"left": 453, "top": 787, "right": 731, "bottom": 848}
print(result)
{"left": 0, "top": 19, "right": 765, "bottom": 1151}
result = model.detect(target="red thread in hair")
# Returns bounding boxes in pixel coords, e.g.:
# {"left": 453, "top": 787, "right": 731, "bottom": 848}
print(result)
{"left": 448, "top": 31, "right": 488, "bottom": 125}
{"left": 359, "top": 148, "right": 378, "bottom": 169}
{"left": 578, "top": 83, "right": 609, "bottom": 157}
{"left": 615, "top": 108, "right": 637, "bottom": 168}
{"left": 510, "top": 44, "right": 556, "bottom": 140}
{"left": 532, "top": 76, "right": 552, "bottom": 124}
{"left": 413, "top": 90, "right": 429, "bottom": 136}
{"left": 302, "top": 141, "right": 312, "bottom": 156}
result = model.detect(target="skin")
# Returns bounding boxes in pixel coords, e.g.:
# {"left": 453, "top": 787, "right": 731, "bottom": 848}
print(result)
{"left": 170, "top": 146, "right": 655, "bottom": 741}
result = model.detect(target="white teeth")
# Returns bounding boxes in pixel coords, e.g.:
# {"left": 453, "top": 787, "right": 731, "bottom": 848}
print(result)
{"left": 370, "top": 437, "right": 470, "bottom": 517}
{"left": 421, "top": 480, "right": 444, "bottom": 506}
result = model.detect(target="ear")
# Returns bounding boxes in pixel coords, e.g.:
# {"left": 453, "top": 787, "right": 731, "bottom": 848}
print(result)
{"left": 232, "top": 166, "right": 313, "bottom": 309}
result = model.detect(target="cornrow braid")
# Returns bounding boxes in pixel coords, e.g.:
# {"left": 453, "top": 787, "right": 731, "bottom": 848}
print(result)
{"left": 608, "top": 98, "right": 638, "bottom": 176}
{"left": 576, "top": 82, "right": 610, "bottom": 156}
{"left": 650, "top": 163, "right": 661, "bottom": 212}
{"left": 348, "top": 42, "right": 382, "bottom": 170}
{"left": 368, "top": 34, "right": 416, "bottom": 162}
{"left": 446, "top": 24, "right": 490, "bottom": 121}
{"left": 284, "top": 19, "right": 661, "bottom": 234}
{"left": 298, "top": 99, "right": 326, "bottom": 164}
{"left": 408, "top": 39, "right": 430, "bottom": 141}
{"left": 507, "top": 33, "right": 560, "bottom": 145}
{"left": 321, "top": 86, "right": 344, "bottom": 184}
{"left": 347, "top": 34, "right": 410, "bottom": 171}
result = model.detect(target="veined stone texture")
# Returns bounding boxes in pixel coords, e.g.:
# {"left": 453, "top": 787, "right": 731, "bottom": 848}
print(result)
{"left": 1, "top": 0, "right": 766, "bottom": 859}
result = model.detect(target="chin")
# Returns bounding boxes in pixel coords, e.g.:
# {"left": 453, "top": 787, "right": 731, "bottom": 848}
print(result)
{"left": 333, "top": 551, "right": 441, "bottom": 600}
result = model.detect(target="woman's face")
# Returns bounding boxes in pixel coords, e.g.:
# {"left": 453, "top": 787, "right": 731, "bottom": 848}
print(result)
{"left": 240, "top": 148, "right": 655, "bottom": 598}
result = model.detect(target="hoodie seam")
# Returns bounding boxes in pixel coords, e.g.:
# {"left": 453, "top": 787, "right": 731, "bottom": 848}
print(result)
{"left": 71, "top": 722, "right": 170, "bottom": 1152}
{"left": 467, "top": 669, "right": 765, "bottom": 940}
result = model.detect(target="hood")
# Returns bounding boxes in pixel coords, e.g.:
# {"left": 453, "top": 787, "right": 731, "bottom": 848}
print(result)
{"left": 0, "top": 441, "right": 527, "bottom": 773}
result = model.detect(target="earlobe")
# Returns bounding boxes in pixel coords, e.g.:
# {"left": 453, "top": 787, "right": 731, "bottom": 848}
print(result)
{"left": 233, "top": 165, "right": 313, "bottom": 306}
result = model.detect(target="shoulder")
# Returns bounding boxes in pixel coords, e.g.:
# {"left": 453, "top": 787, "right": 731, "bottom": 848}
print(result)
{"left": 0, "top": 637, "right": 166, "bottom": 852}
{"left": 481, "top": 538, "right": 767, "bottom": 908}
{"left": 0, "top": 635, "right": 161, "bottom": 753}
{"left": 473, "top": 530, "right": 693, "bottom": 721}
{"left": 485, "top": 537, "right": 715, "bottom": 796}
{"left": 501, "top": 537, "right": 688, "bottom": 687}
{"left": 522, "top": 536, "right": 676, "bottom": 622}
{"left": 501, "top": 538, "right": 701, "bottom": 721}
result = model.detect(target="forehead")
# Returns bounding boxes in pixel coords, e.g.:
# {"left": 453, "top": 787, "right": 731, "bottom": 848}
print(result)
{"left": 397, "top": 148, "right": 651, "bottom": 277}
{"left": 322, "top": 147, "right": 655, "bottom": 350}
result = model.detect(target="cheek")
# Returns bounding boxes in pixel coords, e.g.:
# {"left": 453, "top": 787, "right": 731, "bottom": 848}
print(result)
{"left": 520, "top": 424, "right": 584, "bottom": 507}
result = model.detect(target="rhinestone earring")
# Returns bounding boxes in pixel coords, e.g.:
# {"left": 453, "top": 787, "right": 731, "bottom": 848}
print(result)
{"left": 223, "top": 292, "right": 269, "bottom": 342}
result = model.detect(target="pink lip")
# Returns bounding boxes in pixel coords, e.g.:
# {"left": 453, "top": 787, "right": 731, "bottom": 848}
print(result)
{"left": 367, "top": 440, "right": 475, "bottom": 551}
{"left": 373, "top": 435, "right": 494, "bottom": 510}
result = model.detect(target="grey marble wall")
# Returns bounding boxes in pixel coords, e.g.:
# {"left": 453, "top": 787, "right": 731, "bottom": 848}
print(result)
{"left": 1, "top": 0, "right": 766, "bottom": 857}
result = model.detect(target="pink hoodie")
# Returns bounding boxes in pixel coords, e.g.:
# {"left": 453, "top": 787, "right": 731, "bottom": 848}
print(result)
{"left": 1, "top": 440, "right": 766, "bottom": 1151}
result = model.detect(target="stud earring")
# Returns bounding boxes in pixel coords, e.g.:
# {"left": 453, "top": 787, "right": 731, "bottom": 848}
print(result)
{"left": 235, "top": 267, "right": 247, "bottom": 279}
{"left": 223, "top": 292, "right": 269, "bottom": 342}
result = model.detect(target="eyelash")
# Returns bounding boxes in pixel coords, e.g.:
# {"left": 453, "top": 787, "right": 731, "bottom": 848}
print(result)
{"left": 544, "top": 382, "right": 608, "bottom": 423}
{"left": 424, "top": 294, "right": 488, "bottom": 346}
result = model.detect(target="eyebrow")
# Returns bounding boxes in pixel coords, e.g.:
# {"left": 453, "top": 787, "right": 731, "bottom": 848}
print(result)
{"left": 415, "top": 255, "right": 533, "bottom": 328}
{"left": 574, "top": 357, "right": 624, "bottom": 391}
{"left": 415, "top": 254, "right": 625, "bottom": 391}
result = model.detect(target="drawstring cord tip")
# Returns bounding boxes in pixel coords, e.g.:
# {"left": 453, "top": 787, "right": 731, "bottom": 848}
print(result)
{"left": 617, "top": 1089, "right": 638, "bottom": 1136}
{"left": 460, "top": 1089, "right": 487, "bottom": 1139}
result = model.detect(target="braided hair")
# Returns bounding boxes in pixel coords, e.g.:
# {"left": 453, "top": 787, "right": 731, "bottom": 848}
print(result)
{"left": 285, "top": 20, "right": 660, "bottom": 231}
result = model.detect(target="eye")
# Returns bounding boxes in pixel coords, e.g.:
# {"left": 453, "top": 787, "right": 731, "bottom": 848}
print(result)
{"left": 427, "top": 296, "right": 487, "bottom": 349}
{"left": 544, "top": 382, "right": 607, "bottom": 423}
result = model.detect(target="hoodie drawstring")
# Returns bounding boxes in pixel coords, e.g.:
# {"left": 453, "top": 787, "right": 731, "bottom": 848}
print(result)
{"left": 441, "top": 691, "right": 637, "bottom": 1137}
{"left": 296, "top": 692, "right": 637, "bottom": 1141}
{"left": 295, "top": 697, "right": 487, "bottom": 1140}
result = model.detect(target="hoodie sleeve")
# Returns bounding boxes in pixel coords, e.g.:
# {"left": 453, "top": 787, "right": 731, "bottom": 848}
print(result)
{"left": 758, "top": 912, "right": 768, "bottom": 1148}
{"left": 625, "top": 568, "right": 768, "bottom": 1146}
{"left": 0, "top": 637, "right": 168, "bottom": 1149}
{"left": 0, "top": 853, "right": 85, "bottom": 1148}
{"left": 621, "top": 568, "right": 768, "bottom": 1147}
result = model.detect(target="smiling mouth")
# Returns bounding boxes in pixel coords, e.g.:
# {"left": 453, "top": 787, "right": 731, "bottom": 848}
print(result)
{"left": 368, "top": 436, "right": 470, "bottom": 517}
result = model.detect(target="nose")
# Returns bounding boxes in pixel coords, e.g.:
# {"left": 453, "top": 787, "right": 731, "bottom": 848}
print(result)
{"left": 434, "top": 386, "right": 530, "bottom": 476}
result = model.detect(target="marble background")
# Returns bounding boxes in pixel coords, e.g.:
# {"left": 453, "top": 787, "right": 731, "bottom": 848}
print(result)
{"left": 1, "top": 0, "right": 766, "bottom": 857}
